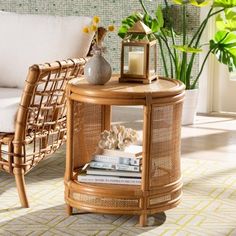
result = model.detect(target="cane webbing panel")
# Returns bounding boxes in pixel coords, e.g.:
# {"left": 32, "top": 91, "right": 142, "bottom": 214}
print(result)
{"left": 150, "top": 102, "right": 182, "bottom": 188}
{"left": 72, "top": 192, "right": 140, "bottom": 209}
{"left": 149, "top": 195, "right": 171, "bottom": 206}
{"left": 149, "top": 188, "right": 182, "bottom": 207}
{"left": 73, "top": 102, "right": 102, "bottom": 169}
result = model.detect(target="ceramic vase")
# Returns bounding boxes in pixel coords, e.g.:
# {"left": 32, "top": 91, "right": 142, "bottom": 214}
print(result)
{"left": 84, "top": 48, "right": 112, "bottom": 85}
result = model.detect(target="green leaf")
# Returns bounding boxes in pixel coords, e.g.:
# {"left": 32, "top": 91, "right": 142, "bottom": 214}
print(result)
{"left": 213, "top": 0, "right": 236, "bottom": 8}
{"left": 225, "top": 8, "right": 236, "bottom": 20}
{"left": 190, "top": 0, "right": 211, "bottom": 7}
{"left": 129, "top": 12, "right": 144, "bottom": 22}
{"left": 173, "top": 0, "right": 188, "bottom": 4}
{"left": 122, "top": 17, "right": 135, "bottom": 27}
{"left": 173, "top": 45, "right": 203, "bottom": 53}
{"left": 138, "top": 34, "right": 146, "bottom": 40}
{"left": 143, "top": 13, "right": 152, "bottom": 28}
{"left": 216, "top": 9, "right": 236, "bottom": 31}
{"left": 118, "top": 12, "right": 144, "bottom": 39}
{"left": 215, "top": 30, "right": 236, "bottom": 42}
{"left": 210, "top": 30, "right": 236, "bottom": 71}
{"left": 151, "top": 19, "right": 160, "bottom": 32}
{"left": 155, "top": 6, "right": 164, "bottom": 28}
{"left": 161, "top": 28, "right": 172, "bottom": 37}
{"left": 118, "top": 25, "right": 129, "bottom": 39}
{"left": 118, "top": 32, "right": 126, "bottom": 39}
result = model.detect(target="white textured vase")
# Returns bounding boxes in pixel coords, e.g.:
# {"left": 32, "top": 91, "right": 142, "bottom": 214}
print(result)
{"left": 84, "top": 49, "right": 112, "bottom": 85}
{"left": 182, "top": 89, "right": 199, "bottom": 125}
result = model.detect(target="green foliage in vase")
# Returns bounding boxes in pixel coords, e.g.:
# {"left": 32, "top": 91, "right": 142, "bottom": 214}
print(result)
{"left": 118, "top": 0, "right": 236, "bottom": 89}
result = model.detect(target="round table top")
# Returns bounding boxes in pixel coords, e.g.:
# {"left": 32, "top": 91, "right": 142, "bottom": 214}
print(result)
{"left": 69, "top": 75, "right": 184, "bottom": 97}
{"left": 68, "top": 75, "right": 185, "bottom": 104}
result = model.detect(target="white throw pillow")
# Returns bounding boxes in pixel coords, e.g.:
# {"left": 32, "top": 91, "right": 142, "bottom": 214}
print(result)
{"left": 0, "top": 11, "right": 94, "bottom": 88}
{"left": 0, "top": 87, "right": 22, "bottom": 133}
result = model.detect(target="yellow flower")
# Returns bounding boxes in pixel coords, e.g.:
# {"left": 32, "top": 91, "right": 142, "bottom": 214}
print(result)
{"left": 90, "top": 25, "right": 98, "bottom": 32}
{"left": 93, "top": 16, "right": 100, "bottom": 24}
{"left": 108, "top": 25, "right": 115, "bottom": 32}
{"left": 83, "top": 26, "right": 89, "bottom": 33}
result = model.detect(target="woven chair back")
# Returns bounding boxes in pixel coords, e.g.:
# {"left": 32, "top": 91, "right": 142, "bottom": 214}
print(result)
{"left": 13, "top": 58, "right": 87, "bottom": 173}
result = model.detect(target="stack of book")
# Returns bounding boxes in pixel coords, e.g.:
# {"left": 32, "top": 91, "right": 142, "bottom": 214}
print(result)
{"left": 77, "top": 145, "right": 142, "bottom": 185}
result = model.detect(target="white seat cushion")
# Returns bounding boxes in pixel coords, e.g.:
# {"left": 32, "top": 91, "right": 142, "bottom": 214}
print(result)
{"left": 0, "top": 88, "right": 22, "bottom": 133}
{"left": 0, "top": 11, "right": 94, "bottom": 88}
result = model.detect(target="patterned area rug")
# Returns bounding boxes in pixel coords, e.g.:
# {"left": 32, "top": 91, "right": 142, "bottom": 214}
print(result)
{"left": 1, "top": 147, "right": 236, "bottom": 236}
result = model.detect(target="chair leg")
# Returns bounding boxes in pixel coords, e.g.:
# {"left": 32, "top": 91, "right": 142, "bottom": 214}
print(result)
{"left": 15, "top": 172, "right": 29, "bottom": 208}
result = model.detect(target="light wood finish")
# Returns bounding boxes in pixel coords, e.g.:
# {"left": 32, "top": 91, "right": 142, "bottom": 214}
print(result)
{"left": 14, "top": 171, "right": 29, "bottom": 207}
{"left": 68, "top": 75, "right": 185, "bottom": 102}
{"left": 66, "top": 204, "right": 73, "bottom": 215}
{"left": 65, "top": 75, "right": 185, "bottom": 226}
{"left": 0, "top": 58, "right": 88, "bottom": 208}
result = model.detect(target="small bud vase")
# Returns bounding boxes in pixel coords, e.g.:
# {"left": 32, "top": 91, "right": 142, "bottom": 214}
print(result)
{"left": 84, "top": 47, "right": 112, "bottom": 85}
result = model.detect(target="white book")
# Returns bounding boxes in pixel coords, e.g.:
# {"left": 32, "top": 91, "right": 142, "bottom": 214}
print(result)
{"left": 77, "top": 174, "right": 141, "bottom": 185}
{"left": 86, "top": 166, "right": 141, "bottom": 178}
{"left": 93, "top": 154, "right": 141, "bottom": 166}
{"left": 89, "top": 161, "right": 141, "bottom": 172}
{"left": 101, "top": 145, "right": 142, "bottom": 158}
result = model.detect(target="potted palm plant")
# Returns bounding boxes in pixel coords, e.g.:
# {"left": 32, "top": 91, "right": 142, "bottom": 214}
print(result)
{"left": 118, "top": 0, "right": 236, "bottom": 124}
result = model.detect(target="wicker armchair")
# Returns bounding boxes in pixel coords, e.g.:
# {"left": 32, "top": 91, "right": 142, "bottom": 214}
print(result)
{"left": 0, "top": 58, "right": 87, "bottom": 208}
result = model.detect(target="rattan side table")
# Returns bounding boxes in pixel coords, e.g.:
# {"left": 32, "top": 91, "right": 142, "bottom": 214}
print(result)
{"left": 64, "top": 75, "right": 185, "bottom": 226}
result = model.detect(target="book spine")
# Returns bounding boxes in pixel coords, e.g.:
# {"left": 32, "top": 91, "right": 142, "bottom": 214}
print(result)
{"left": 115, "top": 163, "right": 140, "bottom": 172}
{"left": 77, "top": 175, "right": 141, "bottom": 185}
{"left": 90, "top": 161, "right": 140, "bottom": 172}
{"left": 93, "top": 154, "right": 141, "bottom": 166}
{"left": 87, "top": 170, "right": 141, "bottom": 177}
{"left": 90, "top": 161, "right": 114, "bottom": 170}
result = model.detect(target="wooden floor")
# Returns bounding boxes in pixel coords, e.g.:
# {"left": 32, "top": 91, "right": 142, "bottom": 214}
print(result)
{"left": 182, "top": 115, "right": 236, "bottom": 162}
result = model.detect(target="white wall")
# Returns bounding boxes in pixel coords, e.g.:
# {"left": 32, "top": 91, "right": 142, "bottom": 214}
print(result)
{"left": 197, "top": 7, "right": 215, "bottom": 114}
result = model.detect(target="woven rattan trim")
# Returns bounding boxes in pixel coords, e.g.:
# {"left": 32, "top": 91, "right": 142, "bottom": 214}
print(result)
{"left": 72, "top": 192, "right": 139, "bottom": 208}
{"left": 149, "top": 188, "right": 182, "bottom": 206}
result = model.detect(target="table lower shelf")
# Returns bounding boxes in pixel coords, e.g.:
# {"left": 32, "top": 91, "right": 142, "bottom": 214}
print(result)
{"left": 65, "top": 173, "right": 182, "bottom": 216}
